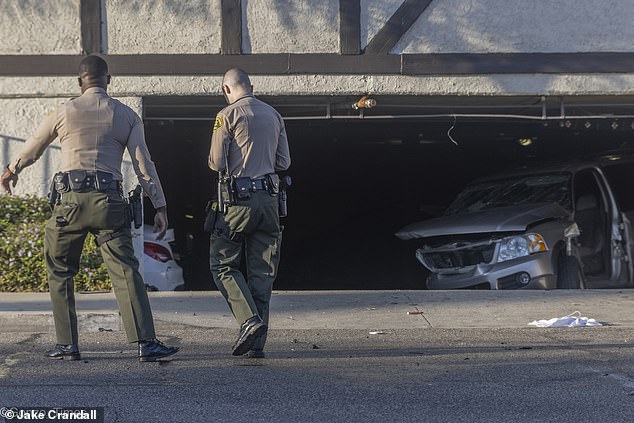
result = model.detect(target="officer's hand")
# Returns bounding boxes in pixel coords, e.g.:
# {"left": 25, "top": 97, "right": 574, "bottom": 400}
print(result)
{"left": 1, "top": 167, "right": 18, "bottom": 195}
{"left": 153, "top": 207, "right": 168, "bottom": 240}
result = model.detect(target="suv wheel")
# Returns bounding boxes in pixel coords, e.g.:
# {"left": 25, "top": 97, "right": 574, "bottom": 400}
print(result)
{"left": 556, "top": 254, "right": 584, "bottom": 289}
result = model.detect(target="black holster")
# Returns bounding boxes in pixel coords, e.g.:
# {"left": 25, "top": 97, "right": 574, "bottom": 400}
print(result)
{"left": 47, "top": 172, "right": 68, "bottom": 208}
{"left": 128, "top": 185, "right": 143, "bottom": 229}
{"left": 47, "top": 184, "right": 58, "bottom": 208}
{"left": 278, "top": 176, "right": 292, "bottom": 218}
{"left": 203, "top": 200, "right": 219, "bottom": 233}
{"left": 217, "top": 173, "right": 235, "bottom": 214}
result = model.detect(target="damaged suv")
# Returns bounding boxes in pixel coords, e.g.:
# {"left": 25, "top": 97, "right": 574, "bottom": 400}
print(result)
{"left": 396, "top": 154, "right": 634, "bottom": 289}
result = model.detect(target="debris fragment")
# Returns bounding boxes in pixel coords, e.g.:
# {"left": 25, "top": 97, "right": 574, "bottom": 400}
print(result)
{"left": 528, "top": 311, "right": 603, "bottom": 327}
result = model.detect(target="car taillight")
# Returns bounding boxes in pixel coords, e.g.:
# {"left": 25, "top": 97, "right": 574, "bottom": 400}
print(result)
{"left": 144, "top": 242, "right": 172, "bottom": 263}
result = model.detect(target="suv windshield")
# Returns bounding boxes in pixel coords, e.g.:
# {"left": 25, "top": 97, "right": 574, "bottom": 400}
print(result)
{"left": 446, "top": 173, "right": 572, "bottom": 215}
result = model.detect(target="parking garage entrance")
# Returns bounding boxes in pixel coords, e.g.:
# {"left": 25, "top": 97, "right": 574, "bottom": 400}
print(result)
{"left": 143, "top": 95, "right": 634, "bottom": 290}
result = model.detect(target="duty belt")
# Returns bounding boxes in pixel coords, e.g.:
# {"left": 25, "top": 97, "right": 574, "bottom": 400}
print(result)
{"left": 233, "top": 177, "right": 269, "bottom": 192}
{"left": 249, "top": 178, "right": 268, "bottom": 190}
{"left": 55, "top": 170, "right": 122, "bottom": 193}
{"left": 232, "top": 177, "right": 271, "bottom": 200}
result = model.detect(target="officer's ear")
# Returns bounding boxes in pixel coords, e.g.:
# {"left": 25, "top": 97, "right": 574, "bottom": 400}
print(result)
{"left": 106, "top": 74, "right": 111, "bottom": 85}
{"left": 223, "top": 84, "right": 231, "bottom": 95}
{"left": 77, "top": 77, "right": 83, "bottom": 88}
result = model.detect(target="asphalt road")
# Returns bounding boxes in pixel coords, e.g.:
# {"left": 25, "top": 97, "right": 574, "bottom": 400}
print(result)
{"left": 2, "top": 323, "right": 634, "bottom": 423}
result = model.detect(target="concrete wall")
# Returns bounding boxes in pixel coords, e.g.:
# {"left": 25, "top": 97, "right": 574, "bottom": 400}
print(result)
{"left": 0, "top": 0, "right": 81, "bottom": 54}
{"left": 0, "top": 98, "right": 63, "bottom": 197}
{"left": 106, "top": 0, "right": 222, "bottom": 54}
{"left": 0, "top": 1, "right": 633, "bottom": 100}
{"left": 99, "top": 0, "right": 634, "bottom": 55}
{"left": 243, "top": 0, "right": 339, "bottom": 53}
{"left": 395, "top": 0, "right": 634, "bottom": 54}
{"left": 241, "top": 0, "right": 634, "bottom": 54}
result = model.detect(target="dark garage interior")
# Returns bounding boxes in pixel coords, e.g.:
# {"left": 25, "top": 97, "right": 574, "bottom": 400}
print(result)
{"left": 142, "top": 95, "right": 634, "bottom": 290}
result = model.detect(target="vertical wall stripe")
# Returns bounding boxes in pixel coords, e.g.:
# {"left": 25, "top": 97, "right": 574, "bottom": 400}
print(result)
{"left": 221, "top": 0, "right": 242, "bottom": 55}
{"left": 80, "top": 0, "right": 103, "bottom": 54}
{"left": 339, "top": 0, "right": 361, "bottom": 55}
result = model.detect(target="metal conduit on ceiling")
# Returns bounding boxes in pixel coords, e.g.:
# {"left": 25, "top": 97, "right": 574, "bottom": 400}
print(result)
{"left": 142, "top": 95, "right": 634, "bottom": 123}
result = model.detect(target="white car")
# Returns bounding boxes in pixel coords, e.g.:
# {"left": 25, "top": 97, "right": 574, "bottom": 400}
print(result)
{"left": 142, "top": 225, "right": 185, "bottom": 291}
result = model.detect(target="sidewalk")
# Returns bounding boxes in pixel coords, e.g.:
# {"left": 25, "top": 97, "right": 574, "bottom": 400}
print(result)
{"left": 3, "top": 289, "right": 634, "bottom": 333}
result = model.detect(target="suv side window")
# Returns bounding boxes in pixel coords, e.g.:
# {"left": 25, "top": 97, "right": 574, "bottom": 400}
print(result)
{"left": 573, "top": 169, "right": 604, "bottom": 212}
{"left": 602, "top": 162, "right": 634, "bottom": 212}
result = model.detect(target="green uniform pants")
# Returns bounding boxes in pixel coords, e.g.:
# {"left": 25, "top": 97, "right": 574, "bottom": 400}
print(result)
{"left": 44, "top": 189, "right": 155, "bottom": 345}
{"left": 210, "top": 190, "right": 281, "bottom": 351}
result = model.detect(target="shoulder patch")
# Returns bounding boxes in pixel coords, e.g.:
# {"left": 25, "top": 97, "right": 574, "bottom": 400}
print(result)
{"left": 213, "top": 115, "right": 224, "bottom": 132}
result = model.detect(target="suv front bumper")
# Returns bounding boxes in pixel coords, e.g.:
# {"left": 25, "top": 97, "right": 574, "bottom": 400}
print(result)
{"left": 427, "top": 252, "right": 556, "bottom": 290}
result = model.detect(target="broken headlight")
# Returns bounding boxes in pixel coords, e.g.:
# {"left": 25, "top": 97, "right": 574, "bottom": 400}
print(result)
{"left": 497, "top": 234, "right": 548, "bottom": 263}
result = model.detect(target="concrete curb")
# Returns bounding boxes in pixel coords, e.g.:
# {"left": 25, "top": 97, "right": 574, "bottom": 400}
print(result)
{"left": 3, "top": 290, "right": 634, "bottom": 332}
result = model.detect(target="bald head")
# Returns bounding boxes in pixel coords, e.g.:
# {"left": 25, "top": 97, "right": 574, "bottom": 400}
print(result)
{"left": 221, "top": 68, "right": 253, "bottom": 104}
{"left": 78, "top": 55, "right": 110, "bottom": 93}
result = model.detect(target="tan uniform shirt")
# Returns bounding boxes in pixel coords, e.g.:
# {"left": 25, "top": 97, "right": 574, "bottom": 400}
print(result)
{"left": 209, "top": 95, "right": 291, "bottom": 178}
{"left": 10, "top": 87, "right": 166, "bottom": 208}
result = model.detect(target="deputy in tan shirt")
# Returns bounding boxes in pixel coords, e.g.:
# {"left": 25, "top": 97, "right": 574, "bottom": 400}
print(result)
{"left": 208, "top": 90, "right": 290, "bottom": 178}
{"left": 0, "top": 55, "right": 178, "bottom": 362}
{"left": 4, "top": 85, "right": 166, "bottom": 209}
{"left": 208, "top": 68, "right": 290, "bottom": 358}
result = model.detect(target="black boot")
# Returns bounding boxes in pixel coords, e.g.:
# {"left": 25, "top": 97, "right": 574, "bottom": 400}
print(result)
{"left": 138, "top": 339, "right": 179, "bottom": 362}
{"left": 45, "top": 344, "right": 81, "bottom": 361}
{"left": 232, "top": 316, "right": 267, "bottom": 356}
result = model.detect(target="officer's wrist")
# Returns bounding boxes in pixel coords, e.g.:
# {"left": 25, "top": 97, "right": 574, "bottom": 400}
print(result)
{"left": 6, "top": 162, "right": 21, "bottom": 175}
{"left": 156, "top": 206, "right": 167, "bottom": 213}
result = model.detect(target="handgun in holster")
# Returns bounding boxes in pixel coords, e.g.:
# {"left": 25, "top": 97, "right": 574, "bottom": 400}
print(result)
{"left": 278, "top": 175, "right": 292, "bottom": 218}
{"left": 217, "top": 170, "right": 236, "bottom": 215}
{"left": 47, "top": 184, "right": 58, "bottom": 209}
{"left": 128, "top": 185, "right": 143, "bottom": 229}
{"left": 47, "top": 172, "right": 68, "bottom": 209}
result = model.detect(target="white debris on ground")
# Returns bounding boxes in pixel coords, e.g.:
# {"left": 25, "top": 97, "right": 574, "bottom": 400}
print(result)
{"left": 528, "top": 311, "right": 603, "bottom": 327}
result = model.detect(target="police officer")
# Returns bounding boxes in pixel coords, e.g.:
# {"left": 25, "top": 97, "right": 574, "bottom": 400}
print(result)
{"left": 209, "top": 68, "right": 291, "bottom": 358}
{"left": 0, "top": 55, "right": 178, "bottom": 362}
